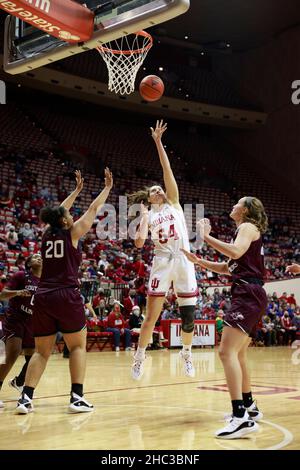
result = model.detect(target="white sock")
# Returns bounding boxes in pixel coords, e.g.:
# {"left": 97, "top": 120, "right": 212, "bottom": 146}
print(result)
{"left": 182, "top": 344, "right": 192, "bottom": 356}
{"left": 135, "top": 346, "right": 146, "bottom": 360}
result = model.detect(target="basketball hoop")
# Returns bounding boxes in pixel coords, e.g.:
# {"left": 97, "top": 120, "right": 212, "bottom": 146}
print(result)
{"left": 96, "top": 31, "right": 153, "bottom": 95}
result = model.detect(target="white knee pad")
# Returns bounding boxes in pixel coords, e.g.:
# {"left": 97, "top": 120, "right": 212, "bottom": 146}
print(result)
{"left": 177, "top": 296, "right": 197, "bottom": 307}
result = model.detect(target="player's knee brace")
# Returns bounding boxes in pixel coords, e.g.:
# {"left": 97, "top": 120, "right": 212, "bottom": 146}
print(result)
{"left": 179, "top": 305, "right": 195, "bottom": 334}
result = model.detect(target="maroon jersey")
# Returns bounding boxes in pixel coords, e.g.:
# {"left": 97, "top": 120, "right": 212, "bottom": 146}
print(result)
{"left": 38, "top": 228, "right": 81, "bottom": 293}
{"left": 6, "top": 271, "right": 39, "bottom": 317}
{"left": 228, "top": 231, "right": 265, "bottom": 282}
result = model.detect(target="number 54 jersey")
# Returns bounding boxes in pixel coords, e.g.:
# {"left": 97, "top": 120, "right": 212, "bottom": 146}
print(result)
{"left": 148, "top": 204, "right": 198, "bottom": 298}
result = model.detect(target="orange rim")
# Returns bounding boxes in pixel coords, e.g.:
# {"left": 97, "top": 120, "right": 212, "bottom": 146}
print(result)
{"left": 96, "top": 30, "right": 153, "bottom": 56}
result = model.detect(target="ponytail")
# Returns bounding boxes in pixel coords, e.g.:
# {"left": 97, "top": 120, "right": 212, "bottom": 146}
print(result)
{"left": 127, "top": 187, "right": 151, "bottom": 207}
{"left": 243, "top": 197, "right": 268, "bottom": 234}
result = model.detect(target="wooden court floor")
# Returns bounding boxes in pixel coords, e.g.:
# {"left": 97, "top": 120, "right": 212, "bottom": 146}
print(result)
{"left": 0, "top": 346, "right": 299, "bottom": 450}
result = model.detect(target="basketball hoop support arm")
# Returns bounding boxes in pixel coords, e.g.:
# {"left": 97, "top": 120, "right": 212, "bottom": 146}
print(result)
{"left": 0, "top": 0, "right": 94, "bottom": 43}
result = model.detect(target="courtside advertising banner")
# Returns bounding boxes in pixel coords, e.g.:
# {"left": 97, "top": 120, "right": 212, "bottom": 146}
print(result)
{"left": 170, "top": 321, "right": 215, "bottom": 347}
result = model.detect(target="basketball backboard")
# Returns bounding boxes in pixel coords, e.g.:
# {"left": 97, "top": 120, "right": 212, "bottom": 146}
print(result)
{"left": 3, "top": 0, "right": 190, "bottom": 74}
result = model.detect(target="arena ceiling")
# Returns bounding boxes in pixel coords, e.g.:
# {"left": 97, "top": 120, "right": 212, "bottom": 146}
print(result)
{"left": 152, "top": 0, "right": 300, "bottom": 53}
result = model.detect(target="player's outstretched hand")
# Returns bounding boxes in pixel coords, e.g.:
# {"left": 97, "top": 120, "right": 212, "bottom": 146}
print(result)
{"left": 16, "top": 289, "right": 31, "bottom": 297}
{"left": 75, "top": 170, "right": 84, "bottom": 193}
{"left": 197, "top": 218, "right": 212, "bottom": 239}
{"left": 181, "top": 249, "right": 201, "bottom": 265}
{"left": 150, "top": 119, "right": 167, "bottom": 142}
{"left": 140, "top": 201, "right": 149, "bottom": 217}
{"left": 104, "top": 167, "right": 113, "bottom": 190}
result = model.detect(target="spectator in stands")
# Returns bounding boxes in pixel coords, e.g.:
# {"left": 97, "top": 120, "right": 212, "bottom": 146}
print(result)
{"left": 281, "top": 311, "right": 293, "bottom": 345}
{"left": 87, "top": 260, "right": 98, "bottom": 278}
{"left": 129, "top": 306, "right": 144, "bottom": 332}
{"left": 0, "top": 271, "right": 7, "bottom": 293}
{"left": 39, "top": 186, "right": 50, "bottom": 200}
{"left": 123, "top": 289, "right": 138, "bottom": 319}
{"left": 92, "top": 287, "right": 105, "bottom": 316}
{"left": 6, "top": 226, "right": 19, "bottom": 250}
{"left": 292, "top": 309, "right": 300, "bottom": 337}
{"left": 98, "top": 299, "right": 108, "bottom": 320}
{"left": 135, "top": 277, "right": 147, "bottom": 313}
{"left": 0, "top": 244, "right": 7, "bottom": 267}
{"left": 216, "top": 309, "right": 224, "bottom": 342}
{"left": 161, "top": 302, "right": 175, "bottom": 320}
{"left": 98, "top": 253, "right": 109, "bottom": 273}
{"left": 219, "top": 295, "right": 231, "bottom": 313}
{"left": 82, "top": 294, "right": 97, "bottom": 320}
{"left": 106, "top": 302, "right": 132, "bottom": 351}
{"left": 19, "top": 223, "right": 34, "bottom": 241}
{"left": 287, "top": 293, "right": 297, "bottom": 306}
{"left": 133, "top": 254, "right": 147, "bottom": 277}
{"left": 279, "top": 292, "right": 288, "bottom": 303}
{"left": 261, "top": 314, "right": 276, "bottom": 346}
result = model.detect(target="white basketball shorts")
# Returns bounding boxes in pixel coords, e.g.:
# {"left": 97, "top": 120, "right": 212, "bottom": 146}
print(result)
{"left": 148, "top": 254, "right": 198, "bottom": 298}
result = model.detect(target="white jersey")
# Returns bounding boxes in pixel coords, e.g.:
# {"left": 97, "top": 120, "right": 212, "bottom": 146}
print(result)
{"left": 148, "top": 203, "right": 190, "bottom": 256}
{"left": 148, "top": 204, "right": 197, "bottom": 297}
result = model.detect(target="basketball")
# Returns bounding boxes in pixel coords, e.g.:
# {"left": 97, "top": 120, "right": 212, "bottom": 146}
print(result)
{"left": 139, "top": 75, "right": 165, "bottom": 102}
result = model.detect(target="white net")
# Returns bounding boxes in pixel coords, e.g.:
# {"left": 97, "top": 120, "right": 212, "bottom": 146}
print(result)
{"left": 96, "top": 31, "right": 153, "bottom": 95}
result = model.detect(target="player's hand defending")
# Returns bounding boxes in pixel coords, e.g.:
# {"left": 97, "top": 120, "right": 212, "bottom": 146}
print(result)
{"left": 150, "top": 119, "right": 167, "bottom": 142}
{"left": 286, "top": 264, "right": 300, "bottom": 275}
{"left": 75, "top": 170, "right": 84, "bottom": 193}
{"left": 16, "top": 289, "right": 31, "bottom": 297}
{"left": 181, "top": 249, "right": 201, "bottom": 265}
{"left": 104, "top": 167, "right": 113, "bottom": 190}
{"left": 197, "top": 218, "right": 212, "bottom": 239}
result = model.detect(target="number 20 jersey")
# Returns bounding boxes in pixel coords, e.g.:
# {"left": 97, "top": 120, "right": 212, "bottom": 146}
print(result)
{"left": 38, "top": 228, "right": 81, "bottom": 293}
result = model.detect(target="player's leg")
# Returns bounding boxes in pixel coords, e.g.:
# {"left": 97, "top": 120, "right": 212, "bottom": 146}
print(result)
{"left": 177, "top": 296, "right": 197, "bottom": 378}
{"left": 9, "top": 348, "right": 34, "bottom": 393}
{"left": 131, "top": 295, "right": 165, "bottom": 380}
{"left": 10, "top": 320, "right": 35, "bottom": 392}
{"left": 175, "top": 257, "right": 198, "bottom": 377}
{"left": 215, "top": 326, "right": 258, "bottom": 439}
{"left": 0, "top": 336, "right": 22, "bottom": 382}
{"left": 238, "top": 337, "right": 263, "bottom": 421}
{"left": 0, "top": 335, "right": 22, "bottom": 407}
{"left": 15, "top": 334, "right": 56, "bottom": 414}
{"left": 219, "top": 327, "right": 249, "bottom": 403}
{"left": 64, "top": 328, "right": 93, "bottom": 413}
{"left": 138, "top": 296, "right": 166, "bottom": 349}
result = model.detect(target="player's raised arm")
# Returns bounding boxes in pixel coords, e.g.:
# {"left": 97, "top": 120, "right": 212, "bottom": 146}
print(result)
{"left": 71, "top": 168, "right": 113, "bottom": 242}
{"left": 135, "top": 202, "right": 149, "bottom": 249}
{"left": 150, "top": 120, "right": 179, "bottom": 205}
{"left": 0, "top": 289, "right": 31, "bottom": 301}
{"left": 181, "top": 249, "right": 230, "bottom": 275}
{"left": 60, "top": 170, "right": 84, "bottom": 210}
{"left": 199, "top": 219, "right": 258, "bottom": 260}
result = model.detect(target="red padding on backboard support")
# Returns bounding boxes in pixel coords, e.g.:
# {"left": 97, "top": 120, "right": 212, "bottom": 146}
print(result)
{"left": 0, "top": 0, "right": 94, "bottom": 43}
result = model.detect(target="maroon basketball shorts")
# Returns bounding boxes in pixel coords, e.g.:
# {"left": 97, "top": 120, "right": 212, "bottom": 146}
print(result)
{"left": 2, "top": 313, "right": 35, "bottom": 349}
{"left": 33, "top": 287, "right": 86, "bottom": 336}
{"left": 224, "top": 283, "right": 267, "bottom": 336}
